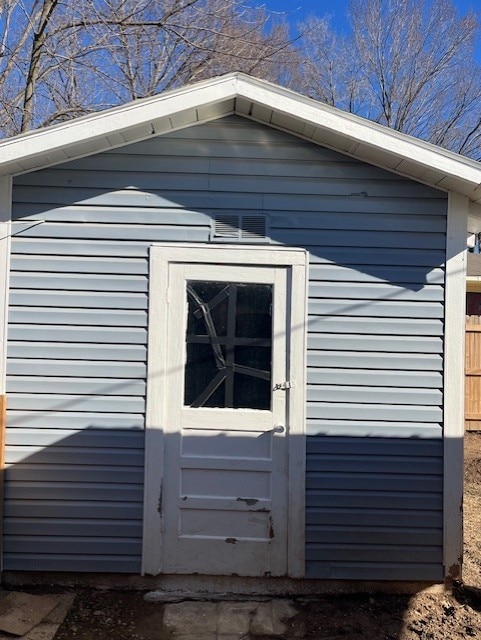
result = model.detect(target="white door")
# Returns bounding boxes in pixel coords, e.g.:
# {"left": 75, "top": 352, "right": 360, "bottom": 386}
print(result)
{"left": 143, "top": 246, "right": 307, "bottom": 578}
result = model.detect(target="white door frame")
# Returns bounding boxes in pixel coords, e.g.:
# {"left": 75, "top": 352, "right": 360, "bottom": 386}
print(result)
{"left": 142, "top": 244, "right": 308, "bottom": 578}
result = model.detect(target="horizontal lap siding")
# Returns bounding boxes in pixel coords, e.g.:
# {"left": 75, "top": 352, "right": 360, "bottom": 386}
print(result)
{"left": 6, "top": 243, "right": 149, "bottom": 569}
{"left": 305, "top": 437, "right": 444, "bottom": 580}
{"left": 7, "top": 116, "right": 446, "bottom": 579}
{"left": 4, "top": 428, "right": 144, "bottom": 572}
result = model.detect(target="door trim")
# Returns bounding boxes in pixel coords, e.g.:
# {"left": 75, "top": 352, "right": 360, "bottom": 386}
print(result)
{"left": 142, "top": 244, "right": 308, "bottom": 578}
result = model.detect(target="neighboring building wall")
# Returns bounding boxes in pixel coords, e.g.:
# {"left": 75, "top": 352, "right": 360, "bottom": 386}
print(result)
{"left": 467, "top": 292, "right": 481, "bottom": 315}
{"left": 6, "top": 116, "right": 447, "bottom": 579}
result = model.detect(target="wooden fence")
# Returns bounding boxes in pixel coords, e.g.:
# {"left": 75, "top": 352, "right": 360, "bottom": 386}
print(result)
{"left": 466, "top": 316, "right": 481, "bottom": 431}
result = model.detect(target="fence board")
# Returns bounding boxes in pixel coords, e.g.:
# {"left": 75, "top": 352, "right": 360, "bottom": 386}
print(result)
{"left": 465, "top": 317, "right": 481, "bottom": 431}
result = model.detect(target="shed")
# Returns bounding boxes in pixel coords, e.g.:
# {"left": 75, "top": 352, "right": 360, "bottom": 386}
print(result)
{"left": 0, "top": 73, "right": 479, "bottom": 586}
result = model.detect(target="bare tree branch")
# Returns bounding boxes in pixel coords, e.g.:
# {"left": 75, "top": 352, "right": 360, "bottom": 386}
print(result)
{"left": 294, "top": 0, "right": 481, "bottom": 158}
{"left": 0, "top": 0, "right": 298, "bottom": 135}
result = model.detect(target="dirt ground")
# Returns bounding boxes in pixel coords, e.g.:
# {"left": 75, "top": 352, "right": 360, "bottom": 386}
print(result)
{"left": 27, "top": 432, "right": 481, "bottom": 638}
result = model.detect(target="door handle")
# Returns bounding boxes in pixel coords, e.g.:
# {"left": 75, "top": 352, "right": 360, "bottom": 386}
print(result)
{"left": 272, "top": 424, "right": 285, "bottom": 434}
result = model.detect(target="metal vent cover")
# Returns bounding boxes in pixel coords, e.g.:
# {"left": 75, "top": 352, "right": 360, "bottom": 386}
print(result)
{"left": 211, "top": 214, "right": 269, "bottom": 243}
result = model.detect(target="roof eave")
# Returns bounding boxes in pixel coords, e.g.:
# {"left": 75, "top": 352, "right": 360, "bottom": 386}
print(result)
{"left": 0, "top": 74, "right": 239, "bottom": 177}
{"left": 1, "top": 72, "right": 481, "bottom": 225}
{"left": 234, "top": 75, "right": 481, "bottom": 202}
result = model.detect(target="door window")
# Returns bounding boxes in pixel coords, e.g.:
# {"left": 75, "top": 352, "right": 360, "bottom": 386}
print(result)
{"left": 184, "top": 281, "right": 273, "bottom": 410}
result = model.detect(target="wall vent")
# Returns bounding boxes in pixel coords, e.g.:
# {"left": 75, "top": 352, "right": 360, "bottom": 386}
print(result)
{"left": 211, "top": 214, "right": 269, "bottom": 243}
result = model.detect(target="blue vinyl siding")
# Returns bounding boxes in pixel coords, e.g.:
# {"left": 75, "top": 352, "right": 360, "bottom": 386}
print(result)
{"left": 306, "top": 437, "right": 444, "bottom": 581}
{"left": 6, "top": 115, "right": 446, "bottom": 578}
{"left": 4, "top": 428, "right": 144, "bottom": 572}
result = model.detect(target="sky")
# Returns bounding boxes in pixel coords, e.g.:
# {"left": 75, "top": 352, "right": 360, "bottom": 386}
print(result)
{"left": 260, "top": 0, "right": 478, "bottom": 26}
{"left": 260, "top": 0, "right": 481, "bottom": 58}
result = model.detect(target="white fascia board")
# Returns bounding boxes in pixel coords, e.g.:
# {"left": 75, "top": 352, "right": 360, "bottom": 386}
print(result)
{"left": 1, "top": 71, "right": 481, "bottom": 207}
{"left": 235, "top": 75, "right": 481, "bottom": 197}
{"left": 0, "top": 74, "right": 238, "bottom": 177}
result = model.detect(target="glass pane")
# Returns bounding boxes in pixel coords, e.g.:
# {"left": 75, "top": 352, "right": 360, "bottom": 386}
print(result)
{"left": 184, "top": 343, "right": 226, "bottom": 408}
{"left": 235, "top": 345, "right": 271, "bottom": 371}
{"left": 236, "top": 285, "right": 272, "bottom": 338}
{"left": 184, "top": 281, "right": 272, "bottom": 409}
{"left": 234, "top": 346, "right": 271, "bottom": 409}
{"left": 186, "top": 282, "right": 230, "bottom": 337}
{"left": 233, "top": 373, "right": 271, "bottom": 410}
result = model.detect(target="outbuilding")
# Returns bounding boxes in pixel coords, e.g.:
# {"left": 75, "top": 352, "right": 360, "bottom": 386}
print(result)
{"left": 0, "top": 73, "right": 479, "bottom": 587}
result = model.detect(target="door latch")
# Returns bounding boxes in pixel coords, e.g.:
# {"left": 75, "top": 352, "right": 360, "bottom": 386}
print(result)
{"left": 273, "top": 381, "right": 294, "bottom": 391}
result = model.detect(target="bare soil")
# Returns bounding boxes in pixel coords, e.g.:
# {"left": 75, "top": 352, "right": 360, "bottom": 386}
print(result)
{"left": 24, "top": 433, "right": 481, "bottom": 638}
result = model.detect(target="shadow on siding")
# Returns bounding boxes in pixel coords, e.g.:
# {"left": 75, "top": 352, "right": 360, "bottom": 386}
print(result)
{"left": 2, "top": 426, "right": 446, "bottom": 584}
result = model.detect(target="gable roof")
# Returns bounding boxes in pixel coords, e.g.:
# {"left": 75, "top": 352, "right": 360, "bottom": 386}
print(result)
{"left": 2, "top": 72, "right": 481, "bottom": 231}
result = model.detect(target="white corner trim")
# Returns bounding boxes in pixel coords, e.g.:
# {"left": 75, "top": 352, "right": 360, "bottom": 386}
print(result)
{"left": 287, "top": 258, "right": 308, "bottom": 578}
{"left": 443, "top": 191, "right": 468, "bottom": 582}
{"left": 0, "top": 177, "right": 11, "bottom": 395}
{"left": 141, "top": 248, "right": 169, "bottom": 575}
